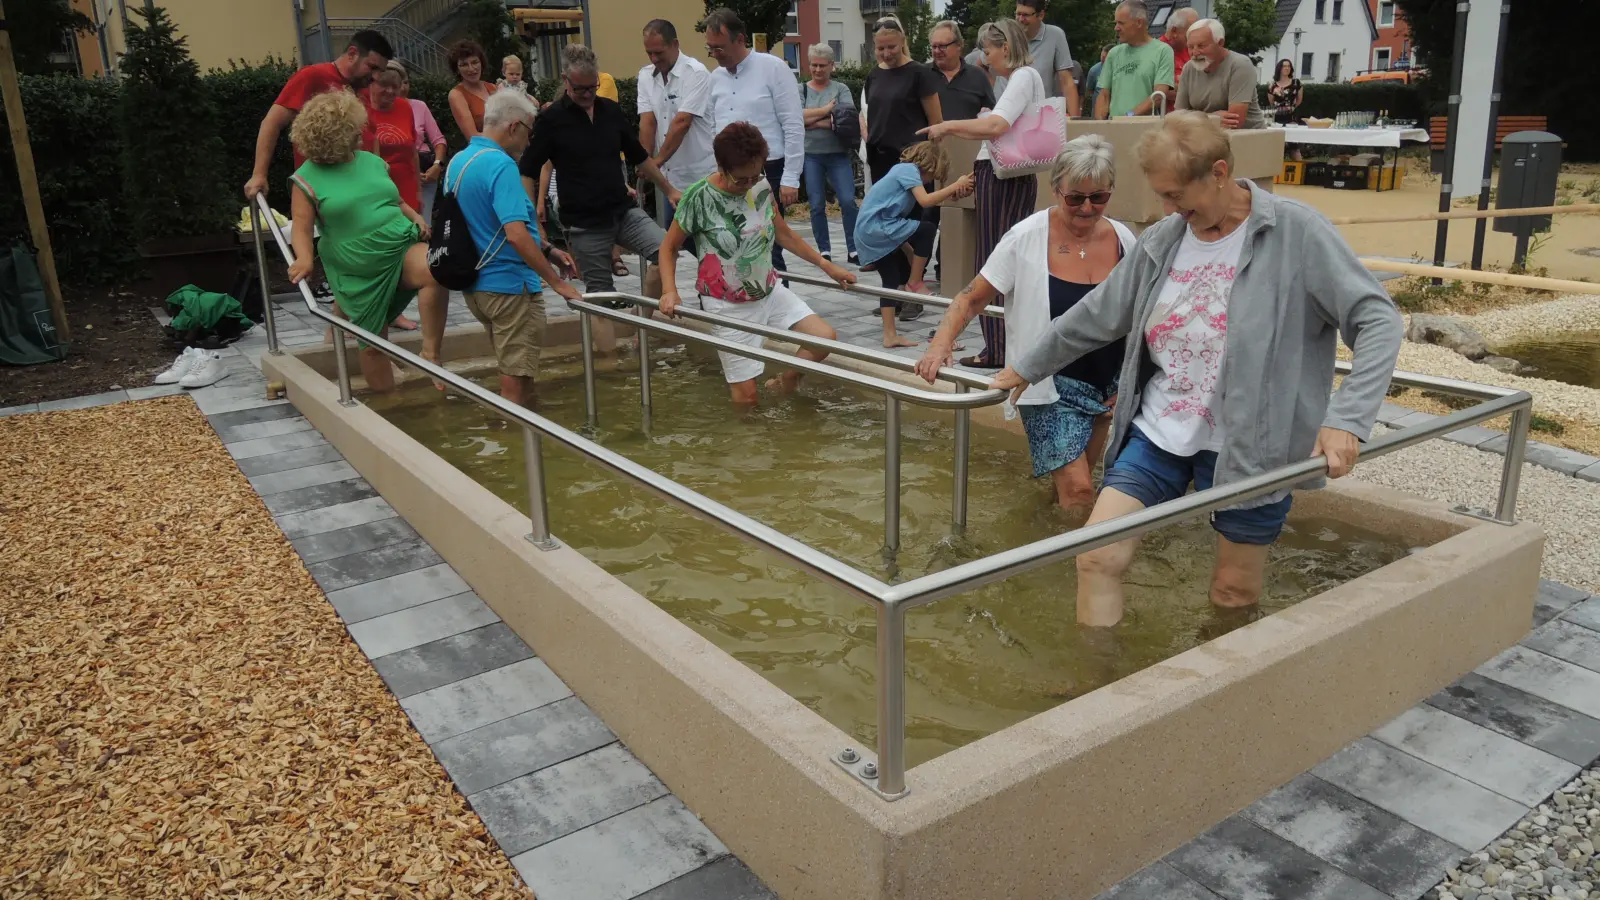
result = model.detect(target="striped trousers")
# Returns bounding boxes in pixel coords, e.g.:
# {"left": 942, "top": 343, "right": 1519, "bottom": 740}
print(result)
{"left": 973, "top": 159, "right": 1038, "bottom": 367}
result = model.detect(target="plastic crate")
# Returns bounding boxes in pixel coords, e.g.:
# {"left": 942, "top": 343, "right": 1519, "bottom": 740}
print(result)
{"left": 1274, "top": 161, "right": 1306, "bottom": 185}
{"left": 1303, "top": 162, "right": 1332, "bottom": 187}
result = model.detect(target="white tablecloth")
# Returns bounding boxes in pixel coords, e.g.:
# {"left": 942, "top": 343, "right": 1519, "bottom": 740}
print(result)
{"left": 1276, "top": 125, "right": 1430, "bottom": 148}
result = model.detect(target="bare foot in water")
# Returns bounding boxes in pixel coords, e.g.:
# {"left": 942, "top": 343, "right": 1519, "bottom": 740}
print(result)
{"left": 391, "top": 315, "right": 419, "bottom": 331}
{"left": 419, "top": 351, "right": 446, "bottom": 391}
{"left": 764, "top": 371, "right": 803, "bottom": 394}
{"left": 882, "top": 334, "right": 919, "bottom": 348}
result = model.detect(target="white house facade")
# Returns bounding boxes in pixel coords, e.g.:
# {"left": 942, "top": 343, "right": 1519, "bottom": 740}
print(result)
{"left": 1255, "top": 0, "right": 1379, "bottom": 84}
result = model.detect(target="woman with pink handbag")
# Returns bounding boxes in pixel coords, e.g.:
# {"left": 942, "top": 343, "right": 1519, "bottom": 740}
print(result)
{"left": 920, "top": 18, "right": 1060, "bottom": 369}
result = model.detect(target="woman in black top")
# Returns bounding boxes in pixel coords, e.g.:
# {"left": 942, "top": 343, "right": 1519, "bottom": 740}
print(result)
{"left": 861, "top": 16, "right": 944, "bottom": 184}
{"left": 1268, "top": 59, "right": 1304, "bottom": 125}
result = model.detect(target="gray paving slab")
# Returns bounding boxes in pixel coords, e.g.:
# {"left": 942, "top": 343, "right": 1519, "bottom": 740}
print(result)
{"left": 1370, "top": 704, "right": 1578, "bottom": 807}
{"left": 235, "top": 443, "right": 347, "bottom": 477}
{"left": 1537, "top": 579, "right": 1593, "bottom": 627}
{"left": 261, "top": 478, "right": 379, "bottom": 517}
{"left": 309, "top": 538, "right": 445, "bottom": 593}
{"left": 291, "top": 516, "right": 420, "bottom": 565}
{"left": 37, "top": 390, "right": 129, "bottom": 412}
{"left": 1441, "top": 424, "right": 1501, "bottom": 448}
{"left": 0, "top": 403, "right": 39, "bottom": 416}
{"left": 433, "top": 697, "right": 614, "bottom": 795}
{"left": 249, "top": 460, "right": 360, "bottom": 496}
{"left": 511, "top": 796, "right": 727, "bottom": 900}
{"left": 207, "top": 402, "right": 301, "bottom": 430}
{"left": 1313, "top": 738, "right": 1529, "bottom": 850}
{"left": 371, "top": 622, "right": 535, "bottom": 699}
{"left": 124, "top": 383, "right": 186, "bottom": 401}
{"left": 1561, "top": 595, "right": 1600, "bottom": 633}
{"left": 346, "top": 591, "right": 497, "bottom": 658}
{"left": 1521, "top": 617, "right": 1600, "bottom": 674}
{"left": 1579, "top": 461, "right": 1600, "bottom": 484}
{"left": 1244, "top": 773, "right": 1467, "bottom": 900}
{"left": 1376, "top": 402, "right": 1413, "bottom": 426}
{"left": 325, "top": 561, "right": 468, "bottom": 623}
{"left": 274, "top": 495, "right": 396, "bottom": 540}
{"left": 632, "top": 857, "right": 777, "bottom": 900}
{"left": 226, "top": 428, "right": 328, "bottom": 459}
{"left": 1166, "top": 815, "right": 1392, "bottom": 900}
{"left": 1096, "top": 861, "right": 1221, "bottom": 900}
{"left": 1480, "top": 646, "right": 1600, "bottom": 720}
{"left": 216, "top": 415, "right": 315, "bottom": 444}
{"left": 1425, "top": 672, "right": 1600, "bottom": 767}
{"left": 1389, "top": 411, "right": 1437, "bottom": 430}
{"left": 400, "top": 657, "right": 571, "bottom": 743}
{"left": 470, "top": 743, "right": 670, "bottom": 857}
{"left": 193, "top": 390, "right": 287, "bottom": 418}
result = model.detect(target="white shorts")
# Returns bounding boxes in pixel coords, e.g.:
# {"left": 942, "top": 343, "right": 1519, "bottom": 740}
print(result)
{"left": 696, "top": 286, "right": 817, "bottom": 384}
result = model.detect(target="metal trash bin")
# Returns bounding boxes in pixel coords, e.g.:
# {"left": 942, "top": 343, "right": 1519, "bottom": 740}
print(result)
{"left": 1495, "top": 131, "right": 1562, "bottom": 265}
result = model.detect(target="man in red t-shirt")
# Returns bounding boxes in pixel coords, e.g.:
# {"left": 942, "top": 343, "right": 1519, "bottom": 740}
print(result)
{"left": 1162, "top": 7, "right": 1198, "bottom": 89}
{"left": 243, "top": 30, "right": 393, "bottom": 199}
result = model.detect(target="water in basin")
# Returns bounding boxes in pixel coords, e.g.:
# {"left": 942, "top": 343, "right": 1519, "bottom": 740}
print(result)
{"left": 1498, "top": 330, "right": 1600, "bottom": 389}
{"left": 367, "top": 346, "right": 1411, "bottom": 767}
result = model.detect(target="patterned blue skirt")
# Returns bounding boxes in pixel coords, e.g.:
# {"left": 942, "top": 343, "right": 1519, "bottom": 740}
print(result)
{"left": 1017, "top": 375, "right": 1116, "bottom": 478}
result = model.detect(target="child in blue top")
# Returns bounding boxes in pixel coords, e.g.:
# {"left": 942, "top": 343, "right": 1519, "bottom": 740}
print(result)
{"left": 854, "top": 141, "right": 973, "bottom": 348}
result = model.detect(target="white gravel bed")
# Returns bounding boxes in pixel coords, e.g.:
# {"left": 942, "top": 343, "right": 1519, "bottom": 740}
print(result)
{"left": 1463, "top": 294, "right": 1600, "bottom": 344}
{"left": 1432, "top": 767, "right": 1600, "bottom": 900}
{"left": 1388, "top": 340, "right": 1600, "bottom": 426}
{"left": 1351, "top": 425, "right": 1600, "bottom": 593}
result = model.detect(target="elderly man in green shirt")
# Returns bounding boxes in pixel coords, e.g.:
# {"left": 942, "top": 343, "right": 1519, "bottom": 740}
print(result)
{"left": 1095, "top": 0, "right": 1174, "bottom": 118}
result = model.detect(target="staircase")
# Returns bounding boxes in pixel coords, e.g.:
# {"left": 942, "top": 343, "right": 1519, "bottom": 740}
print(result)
{"left": 304, "top": 0, "right": 469, "bottom": 77}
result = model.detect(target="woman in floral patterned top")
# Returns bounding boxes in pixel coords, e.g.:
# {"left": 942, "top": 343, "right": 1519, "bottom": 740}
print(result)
{"left": 659, "top": 122, "right": 856, "bottom": 405}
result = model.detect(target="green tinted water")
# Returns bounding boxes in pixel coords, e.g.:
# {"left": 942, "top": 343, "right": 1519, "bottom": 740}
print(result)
{"left": 368, "top": 346, "right": 1410, "bottom": 767}
{"left": 1498, "top": 331, "right": 1600, "bottom": 389}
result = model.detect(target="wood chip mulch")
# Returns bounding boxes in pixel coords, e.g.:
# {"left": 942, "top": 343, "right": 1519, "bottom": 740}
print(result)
{"left": 0, "top": 398, "right": 530, "bottom": 898}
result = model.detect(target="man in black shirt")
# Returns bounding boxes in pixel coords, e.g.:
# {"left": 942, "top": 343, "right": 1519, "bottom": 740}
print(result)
{"left": 520, "top": 45, "right": 679, "bottom": 315}
{"left": 929, "top": 20, "right": 994, "bottom": 121}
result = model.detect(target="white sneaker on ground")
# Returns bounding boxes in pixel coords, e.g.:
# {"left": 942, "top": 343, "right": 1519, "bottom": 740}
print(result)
{"left": 179, "top": 351, "right": 228, "bottom": 388}
{"left": 153, "top": 347, "right": 200, "bottom": 385}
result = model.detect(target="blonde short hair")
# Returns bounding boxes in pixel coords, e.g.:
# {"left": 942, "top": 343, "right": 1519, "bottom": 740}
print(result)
{"left": 900, "top": 140, "right": 951, "bottom": 183}
{"left": 290, "top": 90, "right": 366, "bottom": 165}
{"left": 1135, "top": 110, "right": 1233, "bottom": 183}
{"left": 977, "top": 19, "right": 1033, "bottom": 71}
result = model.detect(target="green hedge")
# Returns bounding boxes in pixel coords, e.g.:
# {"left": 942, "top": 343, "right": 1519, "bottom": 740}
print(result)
{"left": 1256, "top": 81, "right": 1432, "bottom": 123}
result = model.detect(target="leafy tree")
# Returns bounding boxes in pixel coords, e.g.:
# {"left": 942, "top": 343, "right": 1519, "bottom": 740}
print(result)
{"left": 462, "top": 0, "right": 525, "bottom": 80}
{"left": 947, "top": 0, "right": 1012, "bottom": 50}
{"left": 896, "top": 0, "right": 934, "bottom": 61}
{"left": 6, "top": 0, "right": 94, "bottom": 75}
{"left": 1215, "top": 0, "right": 1277, "bottom": 58}
{"left": 699, "top": 0, "right": 792, "bottom": 53}
{"left": 1046, "top": 0, "right": 1115, "bottom": 70}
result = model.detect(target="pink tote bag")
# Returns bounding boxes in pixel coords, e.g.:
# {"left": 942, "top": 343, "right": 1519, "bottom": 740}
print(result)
{"left": 984, "top": 97, "right": 1068, "bottom": 179}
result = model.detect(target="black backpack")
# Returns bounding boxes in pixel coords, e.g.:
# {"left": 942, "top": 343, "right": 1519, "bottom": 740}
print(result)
{"left": 428, "top": 150, "right": 505, "bottom": 291}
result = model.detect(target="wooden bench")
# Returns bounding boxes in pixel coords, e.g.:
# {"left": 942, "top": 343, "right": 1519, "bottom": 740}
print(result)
{"left": 1429, "top": 115, "right": 1551, "bottom": 172}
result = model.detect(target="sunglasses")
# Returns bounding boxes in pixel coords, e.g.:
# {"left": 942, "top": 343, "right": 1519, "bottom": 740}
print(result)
{"left": 565, "top": 80, "right": 599, "bottom": 94}
{"left": 1059, "top": 190, "right": 1113, "bottom": 206}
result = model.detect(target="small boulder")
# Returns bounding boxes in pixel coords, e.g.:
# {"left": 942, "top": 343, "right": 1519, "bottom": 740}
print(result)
{"left": 1406, "top": 313, "right": 1491, "bottom": 360}
{"left": 1482, "top": 355, "right": 1537, "bottom": 376}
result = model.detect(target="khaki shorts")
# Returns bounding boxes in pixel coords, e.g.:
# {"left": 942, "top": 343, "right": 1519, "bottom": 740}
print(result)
{"left": 464, "top": 290, "right": 546, "bottom": 379}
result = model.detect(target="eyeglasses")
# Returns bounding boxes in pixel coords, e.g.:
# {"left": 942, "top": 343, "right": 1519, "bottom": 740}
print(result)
{"left": 929, "top": 39, "right": 960, "bottom": 51}
{"left": 1059, "top": 190, "right": 1113, "bottom": 206}
{"left": 723, "top": 168, "right": 765, "bottom": 190}
{"left": 566, "top": 80, "right": 599, "bottom": 94}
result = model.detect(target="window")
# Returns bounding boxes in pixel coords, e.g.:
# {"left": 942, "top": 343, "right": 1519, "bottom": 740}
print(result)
{"left": 1314, "top": 0, "right": 1326, "bottom": 21}
{"left": 1326, "top": 52, "right": 1341, "bottom": 81}
{"left": 829, "top": 39, "right": 843, "bottom": 62}
{"left": 1374, "top": 47, "right": 1391, "bottom": 70}
{"left": 1379, "top": 1, "right": 1395, "bottom": 26}
{"left": 1151, "top": 7, "right": 1171, "bottom": 28}
{"left": 1302, "top": 51, "right": 1315, "bottom": 79}
{"left": 1332, "top": 0, "right": 1343, "bottom": 21}
{"left": 783, "top": 40, "right": 800, "bottom": 69}
{"left": 785, "top": 0, "right": 798, "bottom": 35}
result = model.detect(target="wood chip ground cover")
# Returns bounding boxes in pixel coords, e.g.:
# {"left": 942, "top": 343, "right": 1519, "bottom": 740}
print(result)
{"left": 0, "top": 398, "right": 529, "bottom": 898}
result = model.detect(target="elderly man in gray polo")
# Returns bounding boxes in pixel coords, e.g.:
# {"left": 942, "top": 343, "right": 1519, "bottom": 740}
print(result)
{"left": 1175, "top": 18, "right": 1267, "bottom": 130}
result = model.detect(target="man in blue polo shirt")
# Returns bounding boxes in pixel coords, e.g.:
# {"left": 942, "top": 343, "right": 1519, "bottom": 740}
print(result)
{"left": 445, "top": 90, "right": 582, "bottom": 408}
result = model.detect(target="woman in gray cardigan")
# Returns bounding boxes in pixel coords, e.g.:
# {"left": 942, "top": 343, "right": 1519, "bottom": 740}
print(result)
{"left": 990, "top": 112, "right": 1404, "bottom": 628}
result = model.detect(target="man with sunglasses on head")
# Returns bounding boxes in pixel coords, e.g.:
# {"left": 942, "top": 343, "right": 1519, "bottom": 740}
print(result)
{"left": 519, "top": 44, "right": 678, "bottom": 327}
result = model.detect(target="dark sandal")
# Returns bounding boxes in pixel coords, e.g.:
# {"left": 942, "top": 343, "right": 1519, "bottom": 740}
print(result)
{"left": 959, "top": 355, "right": 1001, "bottom": 368}
{"left": 612, "top": 260, "right": 630, "bottom": 276}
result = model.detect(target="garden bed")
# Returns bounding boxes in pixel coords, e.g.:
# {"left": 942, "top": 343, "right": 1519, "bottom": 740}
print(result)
{"left": 0, "top": 283, "right": 177, "bottom": 407}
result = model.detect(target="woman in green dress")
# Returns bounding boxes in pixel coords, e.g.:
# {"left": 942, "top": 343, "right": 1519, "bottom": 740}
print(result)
{"left": 286, "top": 90, "right": 445, "bottom": 392}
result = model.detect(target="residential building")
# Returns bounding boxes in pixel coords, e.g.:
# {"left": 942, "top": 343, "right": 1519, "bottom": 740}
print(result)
{"left": 1366, "top": 0, "right": 1416, "bottom": 73}
{"left": 1256, "top": 0, "right": 1379, "bottom": 84}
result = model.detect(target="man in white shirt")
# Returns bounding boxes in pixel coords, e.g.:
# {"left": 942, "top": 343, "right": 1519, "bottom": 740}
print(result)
{"left": 703, "top": 7, "right": 805, "bottom": 273}
{"left": 638, "top": 18, "right": 715, "bottom": 239}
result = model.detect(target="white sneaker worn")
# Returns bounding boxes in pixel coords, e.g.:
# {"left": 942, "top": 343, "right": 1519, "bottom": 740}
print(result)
{"left": 179, "top": 351, "right": 228, "bottom": 388}
{"left": 153, "top": 347, "right": 199, "bottom": 385}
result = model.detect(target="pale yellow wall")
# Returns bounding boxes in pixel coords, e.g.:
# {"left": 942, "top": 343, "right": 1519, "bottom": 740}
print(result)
{"left": 159, "top": 0, "right": 300, "bottom": 70}
{"left": 324, "top": 0, "right": 400, "bottom": 19}
{"left": 588, "top": 0, "right": 717, "bottom": 77}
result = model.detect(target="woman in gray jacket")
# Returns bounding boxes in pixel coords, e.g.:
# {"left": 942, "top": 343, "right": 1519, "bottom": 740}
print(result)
{"left": 990, "top": 111, "right": 1404, "bottom": 628}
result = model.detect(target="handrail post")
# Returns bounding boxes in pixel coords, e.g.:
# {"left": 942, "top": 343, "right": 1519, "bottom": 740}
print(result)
{"left": 249, "top": 204, "right": 280, "bottom": 355}
{"left": 638, "top": 328, "right": 653, "bottom": 430}
{"left": 523, "top": 425, "right": 560, "bottom": 550}
{"left": 332, "top": 327, "right": 356, "bottom": 406}
{"left": 952, "top": 385, "right": 970, "bottom": 535}
{"left": 884, "top": 396, "right": 901, "bottom": 555}
{"left": 1497, "top": 404, "right": 1530, "bottom": 522}
{"left": 579, "top": 311, "right": 599, "bottom": 429}
{"left": 876, "top": 599, "right": 907, "bottom": 796}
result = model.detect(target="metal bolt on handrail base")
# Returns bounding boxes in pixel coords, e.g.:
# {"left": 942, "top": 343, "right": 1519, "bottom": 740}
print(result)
{"left": 831, "top": 745, "right": 909, "bottom": 800}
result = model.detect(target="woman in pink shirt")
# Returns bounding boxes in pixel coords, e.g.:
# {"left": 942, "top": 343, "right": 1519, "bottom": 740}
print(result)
{"left": 397, "top": 65, "right": 447, "bottom": 223}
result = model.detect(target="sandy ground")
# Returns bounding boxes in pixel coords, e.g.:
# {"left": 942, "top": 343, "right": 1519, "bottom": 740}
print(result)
{"left": 0, "top": 399, "right": 528, "bottom": 899}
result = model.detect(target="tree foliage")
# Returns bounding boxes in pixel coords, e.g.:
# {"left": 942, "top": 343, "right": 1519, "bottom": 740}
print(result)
{"left": 896, "top": 0, "right": 935, "bottom": 62}
{"left": 945, "top": 0, "right": 1116, "bottom": 70}
{"left": 1215, "top": 0, "right": 1277, "bottom": 58}
{"left": 462, "top": 0, "right": 525, "bottom": 80}
{"left": 5, "top": 0, "right": 93, "bottom": 75}
{"left": 700, "top": 0, "right": 792, "bottom": 51}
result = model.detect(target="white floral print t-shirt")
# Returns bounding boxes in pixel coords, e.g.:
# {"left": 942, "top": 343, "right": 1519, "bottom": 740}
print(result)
{"left": 1132, "top": 223, "right": 1247, "bottom": 456}
{"left": 673, "top": 176, "right": 778, "bottom": 303}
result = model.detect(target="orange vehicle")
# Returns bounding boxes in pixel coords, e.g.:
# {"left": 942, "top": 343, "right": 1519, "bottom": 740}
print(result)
{"left": 1352, "top": 68, "right": 1421, "bottom": 85}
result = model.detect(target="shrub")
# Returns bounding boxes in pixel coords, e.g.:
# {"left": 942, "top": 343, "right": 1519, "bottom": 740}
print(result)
{"left": 205, "top": 58, "right": 299, "bottom": 211}
{"left": 1258, "top": 82, "right": 1432, "bottom": 124}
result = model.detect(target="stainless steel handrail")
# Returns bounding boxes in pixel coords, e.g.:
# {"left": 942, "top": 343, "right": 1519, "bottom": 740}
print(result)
{"left": 251, "top": 193, "right": 1532, "bottom": 802}
{"left": 779, "top": 270, "right": 1006, "bottom": 319}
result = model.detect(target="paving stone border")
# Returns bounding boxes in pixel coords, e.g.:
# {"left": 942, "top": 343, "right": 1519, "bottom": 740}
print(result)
{"left": 1378, "top": 402, "right": 1600, "bottom": 485}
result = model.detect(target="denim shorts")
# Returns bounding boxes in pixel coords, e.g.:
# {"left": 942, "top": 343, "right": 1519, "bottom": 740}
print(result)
{"left": 1102, "top": 426, "right": 1293, "bottom": 546}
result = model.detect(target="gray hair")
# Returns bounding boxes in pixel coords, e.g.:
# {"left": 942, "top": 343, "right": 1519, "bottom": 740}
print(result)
{"left": 483, "top": 89, "right": 538, "bottom": 130}
{"left": 1118, "top": 0, "right": 1150, "bottom": 22}
{"left": 930, "top": 19, "right": 962, "bottom": 45}
{"left": 1188, "top": 17, "right": 1225, "bottom": 42}
{"left": 977, "top": 19, "right": 1033, "bottom": 70}
{"left": 807, "top": 42, "right": 834, "bottom": 63}
{"left": 562, "top": 43, "right": 598, "bottom": 78}
{"left": 1051, "top": 134, "right": 1117, "bottom": 193}
{"left": 1169, "top": 7, "right": 1199, "bottom": 30}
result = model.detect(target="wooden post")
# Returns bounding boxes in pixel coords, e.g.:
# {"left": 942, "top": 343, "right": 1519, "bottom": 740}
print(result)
{"left": 1328, "top": 203, "right": 1600, "bottom": 226}
{"left": 0, "top": 0, "right": 71, "bottom": 344}
{"left": 1360, "top": 258, "right": 1600, "bottom": 295}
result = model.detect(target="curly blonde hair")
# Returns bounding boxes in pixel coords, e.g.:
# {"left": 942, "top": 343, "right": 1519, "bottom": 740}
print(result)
{"left": 900, "top": 140, "right": 951, "bottom": 183}
{"left": 290, "top": 90, "right": 366, "bottom": 165}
